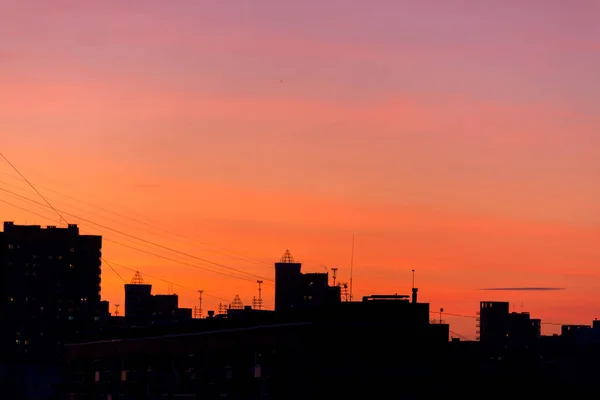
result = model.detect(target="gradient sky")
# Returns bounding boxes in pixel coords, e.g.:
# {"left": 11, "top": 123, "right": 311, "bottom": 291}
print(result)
{"left": 1, "top": 0, "right": 599, "bottom": 337}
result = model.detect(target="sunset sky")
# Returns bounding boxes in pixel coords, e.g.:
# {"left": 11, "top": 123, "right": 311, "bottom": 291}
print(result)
{"left": 1, "top": 0, "right": 599, "bottom": 337}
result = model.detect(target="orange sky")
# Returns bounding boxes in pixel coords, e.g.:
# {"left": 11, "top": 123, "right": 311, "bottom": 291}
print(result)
{"left": 1, "top": 0, "right": 599, "bottom": 338}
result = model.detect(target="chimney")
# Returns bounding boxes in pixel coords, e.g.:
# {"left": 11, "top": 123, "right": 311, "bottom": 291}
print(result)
{"left": 411, "top": 288, "right": 418, "bottom": 304}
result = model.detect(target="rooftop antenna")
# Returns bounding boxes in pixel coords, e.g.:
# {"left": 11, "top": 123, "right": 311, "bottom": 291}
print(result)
{"left": 331, "top": 268, "right": 338, "bottom": 286}
{"left": 198, "top": 289, "right": 204, "bottom": 318}
{"left": 256, "top": 280, "right": 263, "bottom": 310}
{"left": 131, "top": 271, "right": 145, "bottom": 284}
{"left": 114, "top": 304, "right": 120, "bottom": 317}
{"left": 231, "top": 295, "right": 244, "bottom": 310}
{"left": 412, "top": 269, "right": 415, "bottom": 289}
{"left": 349, "top": 233, "right": 355, "bottom": 301}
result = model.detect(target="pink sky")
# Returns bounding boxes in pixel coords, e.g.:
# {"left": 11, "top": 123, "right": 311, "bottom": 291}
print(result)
{"left": 1, "top": 0, "right": 599, "bottom": 337}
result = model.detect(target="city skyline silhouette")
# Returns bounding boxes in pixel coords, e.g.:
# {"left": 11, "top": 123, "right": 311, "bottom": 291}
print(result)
{"left": 1, "top": 1, "right": 599, "bottom": 397}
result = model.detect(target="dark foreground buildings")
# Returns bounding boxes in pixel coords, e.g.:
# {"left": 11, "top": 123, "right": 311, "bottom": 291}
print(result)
{"left": 3, "top": 223, "right": 600, "bottom": 398}
{"left": 0, "top": 222, "right": 103, "bottom": 360}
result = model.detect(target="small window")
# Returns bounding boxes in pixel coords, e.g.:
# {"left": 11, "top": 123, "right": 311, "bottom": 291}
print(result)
{"left": 69, "top": 248, "right": 75, "bottom": 253}
{"left": 7, "top": 244, "right": 14, "bottom": 249}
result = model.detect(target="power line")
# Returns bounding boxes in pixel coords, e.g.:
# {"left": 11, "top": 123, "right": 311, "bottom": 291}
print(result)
{"left": 0, "top": 195, "right": 232, "bottom": 303}
{"left": 0, "top": 185, "right": 273, "bottom": 282}
{"left": 103, "top": 258, "right": 231, "bottom": 302}
{"left": 101, "top": 236, "right": 263, "bottom": 283}
{"left": 0, "top": 183, "right": 263, "bottom": 283}
{"left": 0, "top": 153, "right": 67, "bottom": 225}
{"left": 101, "top": 257, "right": 127, "bottom": 284}
{"left": 0, "top": 193, "right": 265, "bottom": 283}
{"left": 0, "top": 172, "right": 271, "bottom": 267}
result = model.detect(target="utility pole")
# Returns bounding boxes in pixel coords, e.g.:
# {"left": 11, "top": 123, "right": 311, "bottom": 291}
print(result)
{"left": 331, "top": 268, "right": 338, "bottom": 286}
{"left": 439, "top": 308, "right": 444, "bottom": 324}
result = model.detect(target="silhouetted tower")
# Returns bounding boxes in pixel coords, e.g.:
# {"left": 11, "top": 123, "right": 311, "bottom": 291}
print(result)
{"left": 114, "top": 304, "right": 120, "bottom": 317}
{"left": 274, "top": 249, "right": 302, "bottom": 312}
{"left": 231, "top": 295, "right": 244, "bottom": 310}
{"left": 349, "top": 234, "right": 355, "bottom": 301}
{"left": 331, "top": 268, "right": 338, "bottom": 286}
{"left": 198, "top": 289, "right": 204, "bottom": 318}
{"left": 256, "top": 280, "right": 263, "bottom": 310}
{"left": 124, "top": 271, "right": 152, "bottom": 325}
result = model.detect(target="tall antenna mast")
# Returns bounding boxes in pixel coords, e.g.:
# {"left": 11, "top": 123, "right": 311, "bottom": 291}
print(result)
{"left": 349, "top": 234, "right": 355, "bottom": 301}
{"left": 412, "top": 269, "right": 415, "bottom": 289}
{"left": 256, "top": 280, "right": 263, "bottom": 310}
{"left": 198, "top": 290, "right": 204, "bottom": 318}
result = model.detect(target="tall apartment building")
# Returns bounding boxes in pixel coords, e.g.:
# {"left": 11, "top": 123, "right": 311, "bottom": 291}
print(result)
{"left": 0, "top": 222, "right": 102, "bottom": 360}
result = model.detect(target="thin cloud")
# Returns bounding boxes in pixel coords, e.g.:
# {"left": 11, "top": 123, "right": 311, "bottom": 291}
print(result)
{"left": 478, "top": 287, "right": 566, "bottom": 291}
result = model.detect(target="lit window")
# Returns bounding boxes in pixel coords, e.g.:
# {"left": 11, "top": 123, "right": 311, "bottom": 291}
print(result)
{"left": 8, "top": 244, "right": 14, "bottom": 249}
{"left": 80, "top": 298, "right": 87, "bottom": 302}
{"left": 9, "top": 297, "right": 13, "bottom": 302}
{"left": 70, "top": 248, "right": 75, "bottom": 253}
{"left": 24, "top": 340, "right": 29, "bottom": 345}
{"left": 15, "top": 340, "right": 21, "bottom": 344}
{"left": 69, "top": 264, "right": 74, "bottom": 268}
{"left": 57, "top": 255, "right": 62, "bottom": 260}
{"left": 68, "top": 316, "right": 74, "bottom": 321}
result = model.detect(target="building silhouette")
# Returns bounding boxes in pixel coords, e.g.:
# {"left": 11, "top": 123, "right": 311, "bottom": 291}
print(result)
{"left": 478, "top": 301, "right": 541, "bottom": 349}
{"left": 124, "top": 271, "right": 192, "bottom": 327}
{"left": 0, "top": 222, "right": 102, "bottom": 361}
{"left": 274, "top": 249, "right": 340, "bottom": 312}
{"left": 124, "top": 271, "right": 153, "bottom": 326}
{"left": 5, "top": 219, "right": 600, "bottom": 398}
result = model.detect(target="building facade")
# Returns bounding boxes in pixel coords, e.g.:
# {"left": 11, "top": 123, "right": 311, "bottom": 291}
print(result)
{"left": 0, "top": 222, "right": 102, "bottom": 361}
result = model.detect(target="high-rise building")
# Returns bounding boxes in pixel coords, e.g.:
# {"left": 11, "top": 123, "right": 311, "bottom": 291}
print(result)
{"left": 0, "top": 222, "right": 102, "bottom": 360}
